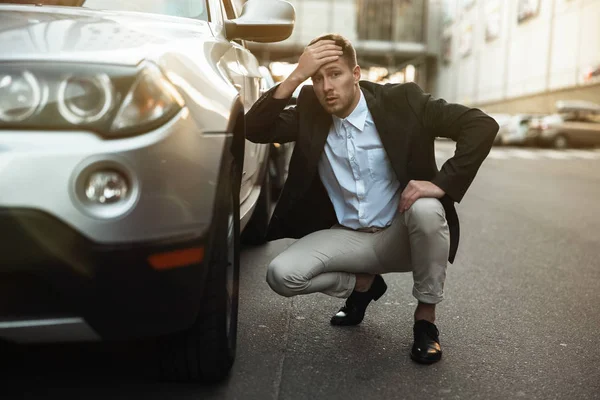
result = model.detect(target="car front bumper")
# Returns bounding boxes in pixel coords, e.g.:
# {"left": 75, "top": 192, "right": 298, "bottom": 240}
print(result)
{"left": 0, "top": 108, "right": 229, "bottom": 245}
{"left": 0, "top": 108, "right": 233, "bottom": 342}
{"left": 0, "top": 207, "right": 210, "bottom": 342}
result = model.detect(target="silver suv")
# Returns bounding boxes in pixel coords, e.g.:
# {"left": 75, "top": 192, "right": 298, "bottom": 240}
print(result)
{"left": 0, "top": 0, "right": 294, "bottom": 382}
{"left": 539, "top": 101, "right": 600, "bottom": 149}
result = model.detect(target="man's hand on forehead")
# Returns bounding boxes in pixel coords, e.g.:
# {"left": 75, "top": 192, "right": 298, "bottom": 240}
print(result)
{"left": 309, "top": 40, "right": 343, "bottom": 58}
{"left": 310, "top": 39, "right": 339, "bottom": 47}
{"left": 292, "top": 40, "right": 343, "bottom": 82}
{"left": 272, "top": 39, "right": 343, "bottom": 100}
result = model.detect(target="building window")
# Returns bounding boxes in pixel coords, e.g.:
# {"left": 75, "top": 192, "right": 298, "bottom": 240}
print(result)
{"left": 357, "top": 0, "right": 425, "bottom": 42}
{"left": 357, "top": 0, "right": 394, "bottom": 41}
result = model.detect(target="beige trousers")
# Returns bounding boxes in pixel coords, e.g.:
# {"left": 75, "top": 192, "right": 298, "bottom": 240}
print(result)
{"left": 266, "top": 198, "right": 450, "bottom": 304}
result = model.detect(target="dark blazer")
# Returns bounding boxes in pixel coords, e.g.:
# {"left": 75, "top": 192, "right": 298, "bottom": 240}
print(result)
{"left": 245, "top": 81, "right": 498, "bottom": 263}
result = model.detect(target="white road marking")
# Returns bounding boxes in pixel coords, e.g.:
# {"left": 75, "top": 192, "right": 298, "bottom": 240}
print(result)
{"left": 487, "top": 150, "right": 511, "bottom": 159}
{"left": 538, "top": 150, "right": 574, "bottom": 160}
{"left": 506, "top": 149, "right": 541, "bottom": 160}
{"left": 563, "top": 150, "right": 600, "bottom": 160}
{"left": 434, "top": 145, "right": 600, "bottom": 161}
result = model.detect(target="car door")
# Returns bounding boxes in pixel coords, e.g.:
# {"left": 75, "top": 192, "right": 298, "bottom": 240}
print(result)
{"left": 561, "top": 112, "right": 595, "bottom": 145}
{"left": 215, "top": 0, "right": 267, "bottom": 205}
{"left": 236, "top": 42, "right": 267, "bottom": 201}
{"left": 578, "top": 113, "right": 600, "bottom": 146}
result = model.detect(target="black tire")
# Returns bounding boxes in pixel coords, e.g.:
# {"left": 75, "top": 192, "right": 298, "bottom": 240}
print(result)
{"left": 158, "top": 150, "right": 240, "bottom": 383}
{"left": 0, "top": 339, "right": 19, "bottom": 370}
{"left": 240, "top": 167, "right": 272, "bottom": 246}
{"left": 553, "top": 134, "right": 569, "bottom": 149}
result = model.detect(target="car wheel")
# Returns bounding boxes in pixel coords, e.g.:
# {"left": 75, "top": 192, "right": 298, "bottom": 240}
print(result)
{"left": 158, "top": 150, "right": 240, "bottom": 383}
{"left": 553, "top": 134, "right": 569, "bottom": 149}
{"left": 241, "top": 167, "right": 271, "bottom": 245}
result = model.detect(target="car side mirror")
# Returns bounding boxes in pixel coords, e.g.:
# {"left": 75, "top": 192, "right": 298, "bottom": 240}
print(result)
{"left": 225, "top": 0, "right": 295, "bottom": 43}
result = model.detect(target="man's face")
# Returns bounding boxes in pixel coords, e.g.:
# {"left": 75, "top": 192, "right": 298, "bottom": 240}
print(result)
{"left": 311, "top": 57, "right": 360, "bottom": 118}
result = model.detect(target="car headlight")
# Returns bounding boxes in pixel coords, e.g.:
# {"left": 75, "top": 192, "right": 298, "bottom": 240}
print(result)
{"left": 58, "top": 74, "right": 114, "bottom": 125}
{"left": 0, "top": 62, "right": 184, "bottom": 137}
{"left": 0, "top": 71, "right": 43, "bottom": 122}
{"left": 111, "top": 63, "right": 185, "bottom": 134}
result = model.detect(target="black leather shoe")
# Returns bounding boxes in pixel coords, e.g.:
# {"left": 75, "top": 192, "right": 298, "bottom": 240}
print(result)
{"left": 330, "top": 275, "right": 387, "bottom": 326}
{"left": 410, "top": 320, "right": 442, "bottom": 364}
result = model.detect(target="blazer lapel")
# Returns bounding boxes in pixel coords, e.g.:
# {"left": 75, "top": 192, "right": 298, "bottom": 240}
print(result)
{"left": 310, "top": 106, "right": 332, "bottom": 157}
{"left": 293, "top": 102, "right": 332, "bottom": 198}
{"left": 362, "top": 86, "right": 411, "bottom": 186}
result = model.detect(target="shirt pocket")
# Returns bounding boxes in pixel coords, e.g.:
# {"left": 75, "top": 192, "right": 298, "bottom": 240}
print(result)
{"left": 367, "top": 148, "right": 393, "bottom": 181}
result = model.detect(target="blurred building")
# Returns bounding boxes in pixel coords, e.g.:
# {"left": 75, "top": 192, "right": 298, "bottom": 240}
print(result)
{"left": 245, "top": 0, "right": 441, "bottom": 91}
{"left": 432, "top": 0, "right": 600, "bottom": 114}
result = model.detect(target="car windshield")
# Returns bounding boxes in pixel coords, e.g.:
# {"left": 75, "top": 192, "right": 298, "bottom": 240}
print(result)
{"left": 0, "top": 0, "right": 208, "bottom": 21}
{"left": 547, "top": 114, "right": 565, "bottom": 123}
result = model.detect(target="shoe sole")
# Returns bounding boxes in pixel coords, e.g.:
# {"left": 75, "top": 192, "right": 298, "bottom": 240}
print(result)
{"left": 410, "top": 352, "right": 442, "bottom": 365}
{"left": 330, "top": 318, "right": 363, "bottom": 326}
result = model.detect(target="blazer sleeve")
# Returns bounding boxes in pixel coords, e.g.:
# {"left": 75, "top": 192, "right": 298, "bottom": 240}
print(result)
{"left": 245, "top": 84, "right": 300, "bottom": 144}
{"left": 404, "top": 82, "right": 499, "bottom": 203}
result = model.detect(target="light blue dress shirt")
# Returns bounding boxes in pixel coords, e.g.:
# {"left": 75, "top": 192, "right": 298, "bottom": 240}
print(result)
{"left": 317, "top": 91, "right": 401, "bottom": 229}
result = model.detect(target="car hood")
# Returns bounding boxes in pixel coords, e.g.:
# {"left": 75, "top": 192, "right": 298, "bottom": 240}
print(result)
{"left": 0, "top": 5, "right": 213, "bottom": 65}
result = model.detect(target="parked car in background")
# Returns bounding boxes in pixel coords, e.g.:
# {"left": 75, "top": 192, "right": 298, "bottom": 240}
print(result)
{"left": 496, "top": 114, "right": 542, "bottom": 146}
{"left": 532, "top": 101, "right": 600, "bottom": 149}
{"left": 488, "top": 113, "right": 512, "bottom": 145}
{"left": 527, "top": 113, "right": 563, "bottom": 146}
{"left": 0, "top": 0, "right": 294, "bottom": 382}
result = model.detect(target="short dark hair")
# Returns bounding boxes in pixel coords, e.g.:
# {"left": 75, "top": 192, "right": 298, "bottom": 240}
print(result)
{"left": 308, "top": 33, "right": 357, "bottom": 68}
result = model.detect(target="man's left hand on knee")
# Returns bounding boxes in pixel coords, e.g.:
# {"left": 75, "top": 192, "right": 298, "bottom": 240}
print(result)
{"left": 399, "top": 180, "right": 445, "bottom": 213}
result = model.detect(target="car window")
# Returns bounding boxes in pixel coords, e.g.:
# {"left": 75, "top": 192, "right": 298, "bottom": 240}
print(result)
{"left": 560, "top": 113, "right": 578, "bottom": 122}
{"left": 582, "top": 113, "right": 600, "bottom": 124}
{"left": 219, "top": 0, "right": 245, "bottom": 46}
{"left": 220, "top": 0, "right": 237, "bottom": 19}
{"left": 205, "top": 0, "right": 223, "bottom": 25}
{"left": 564, "top": 112, "right": 598, "bottom": 123}
{"left": 0, "top": 0, "right": 85, "bottom": 4}
{"left": 0, "top": 0, "right": 209, "bottom": 20}
{"left": 82, "top": 0, "right": 209, "bottom": 21}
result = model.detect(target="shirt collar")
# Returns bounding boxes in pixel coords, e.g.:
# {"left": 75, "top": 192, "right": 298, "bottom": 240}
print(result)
{"left": 332, "top": 91, "right": 368, "bottom": 136}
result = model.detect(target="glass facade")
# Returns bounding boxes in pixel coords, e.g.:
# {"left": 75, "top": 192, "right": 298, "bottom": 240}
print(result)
{"left": 356, "top": 0, "right": 425, "bottom": 43}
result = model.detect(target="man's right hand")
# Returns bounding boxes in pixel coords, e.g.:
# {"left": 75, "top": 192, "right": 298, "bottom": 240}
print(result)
{"left": 273, "top": 40, "right": 343, "bottom": 99}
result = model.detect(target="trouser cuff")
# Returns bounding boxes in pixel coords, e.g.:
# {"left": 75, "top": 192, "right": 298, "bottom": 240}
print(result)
{"left": 412, "top": 287, "right": 444, "bottom": 304}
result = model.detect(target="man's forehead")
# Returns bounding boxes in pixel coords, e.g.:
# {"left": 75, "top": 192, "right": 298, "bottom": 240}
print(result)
{"left": 313, "top": 60, "right": 348, "bottom": 76}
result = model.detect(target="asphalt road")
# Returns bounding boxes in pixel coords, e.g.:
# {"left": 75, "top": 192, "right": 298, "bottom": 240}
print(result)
{"left": 4, "top": 141, "right": 600, "bottom": 399}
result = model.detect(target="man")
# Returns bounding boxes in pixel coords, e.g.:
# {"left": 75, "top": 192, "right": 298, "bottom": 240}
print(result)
{"left": 245, "top": 34, "right": 498, "bottom": 364}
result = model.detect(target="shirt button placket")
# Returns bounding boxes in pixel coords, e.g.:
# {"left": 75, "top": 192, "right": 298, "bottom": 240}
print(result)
{"left": 345, "top": 123, "right": 356, "bottom": 165}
